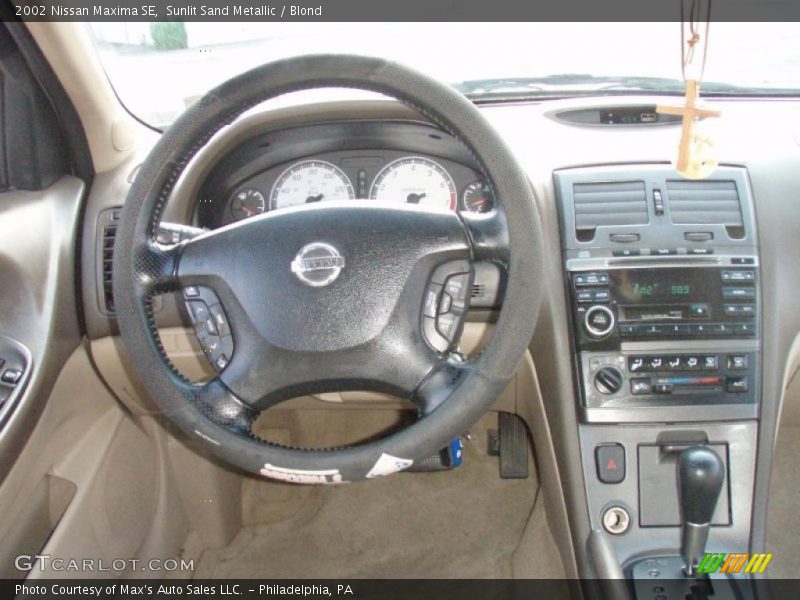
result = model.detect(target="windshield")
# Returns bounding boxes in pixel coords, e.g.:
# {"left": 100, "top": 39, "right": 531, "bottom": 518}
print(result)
{"left": 86, "top": 22, "right": 800, "bottom": 129}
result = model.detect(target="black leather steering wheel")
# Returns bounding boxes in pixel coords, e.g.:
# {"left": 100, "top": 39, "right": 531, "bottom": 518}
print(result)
{"left": 113, "top": 55, "right": 544, "bottom": 483}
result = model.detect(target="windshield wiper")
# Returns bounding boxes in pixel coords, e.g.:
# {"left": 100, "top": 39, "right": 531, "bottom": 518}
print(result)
{"left": 454, "top": 74, "right": 799, "bottom": 100}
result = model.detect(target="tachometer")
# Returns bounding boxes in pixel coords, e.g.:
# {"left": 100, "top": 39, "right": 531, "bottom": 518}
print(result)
{"left": 230, "top": 188, "right": 266, "bottom": 221}
{"left": 270, "top": 160, "right": 354, "bottom": 210}
{"left": 369, "top": 157, "right": 456, "bottom": 211}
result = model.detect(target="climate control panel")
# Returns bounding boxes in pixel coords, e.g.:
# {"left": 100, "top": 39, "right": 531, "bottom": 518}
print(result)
{"left": 581, "top": 350, "right": 758, "bottom": 411}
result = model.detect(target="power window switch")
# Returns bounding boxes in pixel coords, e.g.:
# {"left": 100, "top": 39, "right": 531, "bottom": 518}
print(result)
{"left": 1, "top": 369, "right": 23, "bottom": 385}
{"left": 595, "top": 444, "right": 626, "bottom": 484}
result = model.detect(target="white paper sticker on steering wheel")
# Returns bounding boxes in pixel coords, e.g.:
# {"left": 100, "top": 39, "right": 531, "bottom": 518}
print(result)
{"left": 366, "top": 453, "right": 414, "bottom": 478}
{"left": 260, "top": 463, "right": 345, "bottom": 485}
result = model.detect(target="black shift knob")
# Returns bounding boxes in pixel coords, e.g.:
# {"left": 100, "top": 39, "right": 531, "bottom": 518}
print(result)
{"left": 677, "top": 446, "right": 725, "bottom": 575}
{"left": 677, "top": 446, "right": 725, "bottom": 525}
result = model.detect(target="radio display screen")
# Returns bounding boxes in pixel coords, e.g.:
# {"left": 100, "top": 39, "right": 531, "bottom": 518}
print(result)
{"left": 612, "top": 268, "right": 705, "bottom": 303}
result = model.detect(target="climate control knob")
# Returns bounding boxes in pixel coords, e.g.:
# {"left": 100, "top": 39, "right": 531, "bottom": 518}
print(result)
{"left": 584, "top": 305, "right": 615, "bottom": 338}
{"left": 595, "top": 366, "right": 624, "bottom": 395}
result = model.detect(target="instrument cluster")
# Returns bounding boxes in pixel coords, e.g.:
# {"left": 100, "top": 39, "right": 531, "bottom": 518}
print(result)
{"left": 218, "top": 152, "right": 495, "bottom": 225}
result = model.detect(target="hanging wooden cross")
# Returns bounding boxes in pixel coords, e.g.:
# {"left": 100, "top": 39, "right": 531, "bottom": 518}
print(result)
{"left": 656, "top": 1, "right": 721, "bottom": 178}
{"left": 657, "top": 79, "right": 720, "bottom": 173}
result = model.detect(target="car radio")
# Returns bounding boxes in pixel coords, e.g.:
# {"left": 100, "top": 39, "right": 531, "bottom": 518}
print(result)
{"left": 571, "top": 265, "right": 758, "bottom": 349}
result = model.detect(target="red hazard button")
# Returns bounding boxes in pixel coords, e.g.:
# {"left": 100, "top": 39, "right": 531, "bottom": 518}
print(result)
{"left": 595, "top": 444, "right": 625, "bottom": 484}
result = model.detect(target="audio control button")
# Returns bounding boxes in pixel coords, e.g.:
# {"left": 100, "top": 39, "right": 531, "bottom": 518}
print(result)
{"left": 584, "top": 305, "right": 615, "bottom": 338}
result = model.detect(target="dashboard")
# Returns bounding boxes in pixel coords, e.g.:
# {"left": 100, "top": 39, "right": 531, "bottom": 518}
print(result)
{"left": 192, "top": 120, "right": 495, "bottom": 229}
{"left": 77, "top": 96, "right": 800, "bottom": 580}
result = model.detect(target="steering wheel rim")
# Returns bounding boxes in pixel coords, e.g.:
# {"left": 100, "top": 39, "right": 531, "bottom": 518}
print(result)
{"left": 113, "top": 54, "right": 545, "bottom": 483}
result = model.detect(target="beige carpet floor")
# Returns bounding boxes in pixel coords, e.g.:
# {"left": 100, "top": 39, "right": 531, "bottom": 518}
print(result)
{"left": 195, "top": 412, "right": 561, "bottom": 579}
{"left": 766, "top": 425, "right": 800, "bottom": 579}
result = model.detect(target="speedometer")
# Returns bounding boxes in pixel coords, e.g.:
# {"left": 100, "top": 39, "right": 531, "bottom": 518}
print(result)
{"left": 270, "top": 160, "right": 354, "bottom": 210}
{"left": 369, "top": 157, "right": 456, "bottom": 211}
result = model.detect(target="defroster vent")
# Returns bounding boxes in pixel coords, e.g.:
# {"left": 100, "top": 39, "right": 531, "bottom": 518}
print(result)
{"left": 666, "top": 180, "right": 744, "bottom": 238}
{"left": 573, "top": 181, "right": 648, "bottom": 241}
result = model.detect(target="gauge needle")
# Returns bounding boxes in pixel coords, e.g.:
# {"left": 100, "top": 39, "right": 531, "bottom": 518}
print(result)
{"left": 306, "top": 194, "right": 324, "bottom": 203}
{"left": 407, "top": 192, "right": 427, "bottom": 204}
{"left": 472, "top": 198, "right": 487, "bottom": 206}
{"left": 242, "top": 206, "right": 255, "bottom": 216}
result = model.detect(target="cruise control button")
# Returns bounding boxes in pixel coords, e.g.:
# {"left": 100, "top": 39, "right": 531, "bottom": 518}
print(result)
{"left": 436, "top": 313, "right": 458, "bottom": 339}
{"left": 438, "top": 293, "right": 453, "bottom": 315}
{"left": 184, "top": 286, "right": 200, "bottom": 298}
{"left": 432, "top": 260, "right": 470, "bottom": 285}
{"left": 423, "top": 284, "right": 442, "bottom": 318}
{"left": 444, "top": 274, "right": 470, "bottom": 306}
{"left": 422, "top": 316, "right": 450, "bottom": 353}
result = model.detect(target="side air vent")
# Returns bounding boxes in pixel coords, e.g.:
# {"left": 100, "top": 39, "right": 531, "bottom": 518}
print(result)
{"left": 101, "top": 223, "right": 117, "bottom": 313}
{"left": 666, "top": 180, "right": 744, "bottom": 238}
{"left": 573, "top": 181, "right": 648, "bottom": 241}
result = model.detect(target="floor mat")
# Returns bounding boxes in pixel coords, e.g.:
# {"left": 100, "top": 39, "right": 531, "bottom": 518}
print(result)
{"left": 195, "top": 418, "right": 542, "bottom": 579}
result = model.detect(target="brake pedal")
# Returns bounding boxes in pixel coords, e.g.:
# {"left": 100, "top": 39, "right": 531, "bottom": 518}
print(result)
{"left": 495, "top": 412, "right": 529, "bottom": 479}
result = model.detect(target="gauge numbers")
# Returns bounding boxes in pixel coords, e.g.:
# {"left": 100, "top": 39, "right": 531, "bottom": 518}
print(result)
{"left": 230, "top": 188, "right": 267, "bottom": 221}
{"left": 462, "top": 180, "right": 495, "bottom": 213}
{"left": 270, "top": 160, "right": 354, "bottom": 210}
{"left": 369, "top": 157, "right": 456, "bottom": 211}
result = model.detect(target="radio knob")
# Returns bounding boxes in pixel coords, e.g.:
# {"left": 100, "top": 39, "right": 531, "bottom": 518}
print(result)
{"left": 584, "top": 305, "right": 615, "bottom": 339}
{"left": 595, "top": 366, "right": 624, "bottom": 395}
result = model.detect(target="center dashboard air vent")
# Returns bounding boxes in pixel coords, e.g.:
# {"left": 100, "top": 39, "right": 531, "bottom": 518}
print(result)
{"left": 666, "top": 180, "right": 745, "bottom": 239}
{"left": 573, "top": 181, "right": 648, "bottom": 241}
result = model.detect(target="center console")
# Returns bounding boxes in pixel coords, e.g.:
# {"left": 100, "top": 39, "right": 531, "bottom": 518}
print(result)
{"left": 555, "top": 165, "right": 761, "bottom": 594}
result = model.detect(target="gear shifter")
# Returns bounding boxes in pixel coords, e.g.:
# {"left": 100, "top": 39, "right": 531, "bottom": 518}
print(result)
{"left": 677, "top": 446, "right": 725, "bottom": 576}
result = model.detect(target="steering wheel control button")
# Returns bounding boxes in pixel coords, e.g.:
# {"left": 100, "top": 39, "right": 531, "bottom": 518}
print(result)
{"left": 438, "top": 292, "right": 453, "bottom": 315}
{"left": 596, "top": 444, "right": 626, "bottom": 484}
{"left": 422, "top": 317, "right": 450, "bottom": 353}
{"left": 422, "top": 261, "right": 474, "bottom": 353}
{"left": 290, "top": 242, "right": 345, "bottom": 287}
{"left": 423, "top": 284, "right": 442, "bottom": 318}
{"left": 184, "top": 286, "right": 235, "bottom": 372}
{"left": 584, "top": 305, "right": 615, "bottom": 338}
{"left": 594, "top": 366, "right": 623, "bottom": 395}
{"left": 209, "top": 304, "right": 231, "bottom": 337}
{"left": 431, "top": 259, "right": 470, "bottom": 284}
